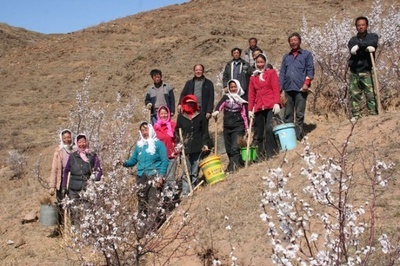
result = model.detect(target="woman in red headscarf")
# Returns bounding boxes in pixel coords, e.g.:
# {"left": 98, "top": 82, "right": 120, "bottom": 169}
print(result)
{"left": 175, "top": 94, "right": 210, "bottom": 196}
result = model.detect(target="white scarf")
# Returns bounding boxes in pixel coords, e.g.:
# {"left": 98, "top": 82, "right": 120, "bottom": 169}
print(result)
{"left": 137, "top": 124, "right": 158, "bottom": 155}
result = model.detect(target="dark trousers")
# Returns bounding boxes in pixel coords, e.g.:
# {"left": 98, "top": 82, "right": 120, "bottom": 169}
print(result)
{"left": 254, "top": 109, "right": 278, "bottom": 159}
{"left": 284, "top": 90, "right": 308, "bottom": 140}
{"left": 224, "top": 127, "right": 244, "bottom": 170}
{"left": 136, "top": 174, "right": 162, "bottom": 235}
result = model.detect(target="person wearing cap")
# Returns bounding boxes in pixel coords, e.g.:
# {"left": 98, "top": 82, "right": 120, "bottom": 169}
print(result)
{"left": 62, "top": 133, "right": 102, "bottom": 224}
{"left": 47, "top": 129, "right": 74, "bottom": 237}
{"left": 145, "top": 69, "right": 175, "bottom": 124}
{"left": 348, "top": 16, "right": 379, "bottom": 120}
{"left": 122, "top": 122, "right": 168, "bottom": 236}
{"left": 175, "top": 94, "right": 210, "bottom": 196}
{"left": 212, "top": 79, "right": 248, "bottom": 173}
{"left": 178, "top": 64, "right": 214, "bottom": 120}
{"left": 279, "top": 32, "right": 314, "bottom": 141}
{"left": 248, "top": 53, "right": 282, "bottom": 160}
{"left": 222, "top": 47, "right": 251, "bottom": 98}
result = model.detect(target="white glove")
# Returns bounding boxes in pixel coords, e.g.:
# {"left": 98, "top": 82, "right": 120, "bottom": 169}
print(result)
{"left": 212, "top": 111, "right": 219, "bottom": 117}
{"left": 174, "top": 143, "right": 183, "bottom": 153}
{"left": 146, "top": 103, "right": 152, "bottom": 110}
{"left": 350, "top": 45, "right": 359, "bottom": 55}
{"left": 365, "top": 46, "right": 375, "bottom": 53}
{"left": 272, "top": 104, "right": 280, "bottom": 115}
{"left": 248, "top": 111, "right": 254, "bottom": 119}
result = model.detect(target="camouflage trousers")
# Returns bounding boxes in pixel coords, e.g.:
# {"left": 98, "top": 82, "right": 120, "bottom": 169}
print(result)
{"left": 349, "top": 71, "right": 378, "bottom": 117}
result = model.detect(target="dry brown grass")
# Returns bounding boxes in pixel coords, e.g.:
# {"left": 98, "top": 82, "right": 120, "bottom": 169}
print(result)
{"left": 0, "top": 0, "right": 400, "bottom": 264}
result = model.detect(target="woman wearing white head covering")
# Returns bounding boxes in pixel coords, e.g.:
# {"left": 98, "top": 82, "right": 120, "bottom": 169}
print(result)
{"left": 212, "top": 79, "right": 249, "bottom": 173}
{"left": 122, "top": 121, "right": 168, "bottom": 236}
{"left": 47, "top": 129, "right": 74, "bottom": 237}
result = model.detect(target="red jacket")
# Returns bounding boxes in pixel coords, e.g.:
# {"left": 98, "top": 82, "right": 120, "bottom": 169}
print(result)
{"left": 248, "top": 69, "right": 282, "bottom": 113}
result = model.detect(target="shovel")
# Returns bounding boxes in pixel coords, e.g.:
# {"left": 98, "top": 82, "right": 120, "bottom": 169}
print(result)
{"left": 214, "top": 116, "right": 218, "bottom": 154}
{"left": 245, "top": 107, "right": 255, "bottom": 168}
{"left": 178, "top": 128, "right": 193, "bottom": 194}
{"left": 369, "top": 51, "right": 382, "bottom": 114}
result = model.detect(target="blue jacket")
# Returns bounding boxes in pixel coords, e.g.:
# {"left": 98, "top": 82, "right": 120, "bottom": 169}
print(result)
{"left": 124, "top": 140, "right": 168, "bottom": 177}
{"left": 279, "top": 49, "right": 314, "bottom": 92}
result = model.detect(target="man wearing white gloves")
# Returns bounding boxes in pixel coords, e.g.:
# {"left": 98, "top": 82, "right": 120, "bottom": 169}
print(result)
{"left": 348, "top": 16, "right": 379, "bottom": 120}
{"left": 248, "top": 53, "right": 282, "bottom": 160}
{"left": 279, "top": 32, "right": 315, "bottom": 141}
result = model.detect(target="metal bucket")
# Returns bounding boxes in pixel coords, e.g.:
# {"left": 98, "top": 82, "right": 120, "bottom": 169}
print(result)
{"left": 39, "top": 204, "right": 58, "bottom": 226}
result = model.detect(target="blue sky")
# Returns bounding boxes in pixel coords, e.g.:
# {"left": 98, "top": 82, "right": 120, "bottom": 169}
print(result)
{"left": 0, "top": 0, "right": 187, "bottom": 34}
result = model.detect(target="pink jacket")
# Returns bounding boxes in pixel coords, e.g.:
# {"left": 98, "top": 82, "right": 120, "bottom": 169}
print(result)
{"left": 248, "top": 69, "right": 282, "bottom": 113}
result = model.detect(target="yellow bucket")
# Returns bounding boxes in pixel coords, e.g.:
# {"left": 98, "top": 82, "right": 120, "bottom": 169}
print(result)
{"left": 199, "top": 154, "right": 226, "bottom": 185}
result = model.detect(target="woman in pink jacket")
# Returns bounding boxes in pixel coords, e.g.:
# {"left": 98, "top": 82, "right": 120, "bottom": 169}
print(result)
{"left": 248, "top": 54, "right": 282, "bottom": 160}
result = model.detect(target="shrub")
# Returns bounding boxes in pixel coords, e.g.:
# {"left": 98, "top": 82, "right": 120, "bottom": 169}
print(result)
{"left": 7, "top": 150, "right": 27, "bottom": 179}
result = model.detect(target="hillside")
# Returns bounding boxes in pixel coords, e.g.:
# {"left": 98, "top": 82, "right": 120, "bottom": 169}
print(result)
{"left": 0, "top": 0, "right": 399, "bottom": 265}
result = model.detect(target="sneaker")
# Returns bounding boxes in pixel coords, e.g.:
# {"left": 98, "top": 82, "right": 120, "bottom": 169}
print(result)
{"left": 350, "top": 116, "right": 360, "bottom": 122}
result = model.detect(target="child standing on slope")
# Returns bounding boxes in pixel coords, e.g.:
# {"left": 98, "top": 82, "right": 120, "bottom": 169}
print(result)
{"left": 212, "top": 79, "right": 248, "bottom": 174}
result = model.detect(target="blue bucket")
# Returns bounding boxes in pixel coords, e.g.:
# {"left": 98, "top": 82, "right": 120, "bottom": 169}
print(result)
{"left": 273, "top": 123, "right": 297, "bottom": 151}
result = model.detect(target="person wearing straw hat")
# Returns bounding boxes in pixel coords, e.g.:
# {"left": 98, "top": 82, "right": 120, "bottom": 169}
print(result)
{"left": 47, "top": 129, "right": 74, "bottom": 237}
{"left": 212, "top": 79, "right": 248, "bottom": 174}
{"left": 175, "top": 94, "right": 210, "bottom": 196}
{"left": 122, "top": 122, "right": 168, "bottom": 236}
{"left": 248, "top": 53, "right": 282, "bottom": 160}
{"left": 145, "top": 69, "right": 175, "bottom": 124}
{"left": 348, "top": 16, "right": 379, "bottom": 121}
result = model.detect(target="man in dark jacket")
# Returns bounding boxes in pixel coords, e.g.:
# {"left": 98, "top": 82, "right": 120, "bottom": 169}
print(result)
{"left": 178, "top": 64, "right": 215, "bottom": 120}
{"left": 222, "top": 47, "right": 251, "bottom": 99}
{"left": 348, "top": 16, "right": 379, "bottom": 120}
{"left": 145, "top": 69, "right": 175, "bottom": 124}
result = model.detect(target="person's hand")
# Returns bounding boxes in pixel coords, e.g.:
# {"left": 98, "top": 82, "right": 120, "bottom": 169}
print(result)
{"left": 146, "top": 103, "right": 152, "bottom": 110}
{"left": 206, "top": 113, "right": 211, "bottom": 119}
{"left": 366, "top": 46, "right": 375, "bottom": 53}
{"left": 174, "top": 143, "right": 183, "bottom": 153}
{"left": 177, "top": 104, "right": 182, "bottom": 113}
{"left": 212, "top": 111, "right": 219, "bottom": 118}
{"left": 61, "top": 187, "right": 67, "bottom": 198}
{"left": 154, "top": 176, "right": 164, "bottom": 188}
{"left": 272, "top": 104, "right": 281, "bottom": 115}
{"left": 300, "top": 84, "right": 309, "bottom": 92}
{"left": 114, "top": 159, "right": 123, "bottom": 167}
{"left": 350, "top": 45, "right": 359, "bottom": 55}
{"left": 49, "top": 188, "right": 55, "bottom": 196}
{"left": 224, "top": 87, "right": 229, "bottom": 93}
{"left": 248, "top": 111, "right": 254, "bottom": 119}
{"left": 202, "top": 145, "right": 209, "bottom": 151}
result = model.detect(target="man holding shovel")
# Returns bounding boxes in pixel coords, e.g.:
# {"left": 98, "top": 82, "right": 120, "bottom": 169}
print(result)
{"left": 348, "top": 16, "right": 379, "bottom": 121}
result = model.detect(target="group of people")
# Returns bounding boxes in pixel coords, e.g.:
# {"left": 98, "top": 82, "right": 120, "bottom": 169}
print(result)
{"left": 48, "top": 16, "right": 379, "bottom": 237}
